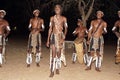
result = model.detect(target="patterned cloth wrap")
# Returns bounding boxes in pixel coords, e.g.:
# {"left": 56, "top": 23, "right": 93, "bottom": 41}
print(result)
{"left": 28, "top": 33, "right": 41, "bottom": 54}
{"left": 115, "top": 38, "right": 120, "bottom": 64}
{"left": 88, "top": 36, "right": 104, "bottom": 60}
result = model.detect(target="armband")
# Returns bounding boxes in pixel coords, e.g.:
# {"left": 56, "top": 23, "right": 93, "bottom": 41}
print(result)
{"left": 28, "top": 24, "right": 31, "bottom": 29}
{"left": 104, "top": 27, "right": 107, "bottom": 33}
{"left": 112, "top": 26, "right": 116, "bottom": 31}
{"left": 89, "top": 26, "right": 93, "bottom": 31}
{"left": 64, "top": 22, "right": 68, "bottom": 28}
{"left": 7, "top": 26, "right": 11, "bottom": 31}
{"left": 49, "top": 22, "right": 52, "bottom": 27}
{"left": 42, "top": 24, "right": 45, "bottom": 29}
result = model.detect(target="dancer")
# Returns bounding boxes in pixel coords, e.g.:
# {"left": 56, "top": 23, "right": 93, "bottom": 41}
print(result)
{"left": 85, "top": 11, "right": 107, "bottom": 72}
{"left": 112, "top": 11, "right": 120, "bottom": 74}
{"left": 26, "top": 9, "right": 45, "bottom": 67}
{"left": 46, "top": 4, "right": 68, "bottom": 77}
{"left": 72, "top": 19, "right": 88, "bottom": 64}
{"left": 0, "top": 10, "right": 10, "bottom": 67}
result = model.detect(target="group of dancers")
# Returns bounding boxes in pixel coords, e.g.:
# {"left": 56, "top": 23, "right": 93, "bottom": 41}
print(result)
{"left": 0, "top": 4, "right": 120, "bottom": 78}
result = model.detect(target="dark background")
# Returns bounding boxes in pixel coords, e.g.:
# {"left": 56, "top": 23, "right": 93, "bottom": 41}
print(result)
{"left": 0, "top": 0, "right": 120, "bottom": 44}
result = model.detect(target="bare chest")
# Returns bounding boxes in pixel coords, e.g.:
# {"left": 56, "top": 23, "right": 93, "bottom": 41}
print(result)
{"left": 93, "top": 22, "right": 104, "bottom": 31}
{"left": 0, "top": 21, "right": 6, "bottom": 29}
{"left": 31, "top": 19, "right": 42, "bottom": 28}
{"left": 53, "top": 16, "right": 64, "bottom": 27}
{"left": 53, "top": 18, "right": 64, "bottom": 32}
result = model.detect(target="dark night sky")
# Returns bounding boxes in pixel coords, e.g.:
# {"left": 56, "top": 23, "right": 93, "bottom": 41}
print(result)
{"left": 0, "top": 0, "right": 120, "bottom": 41}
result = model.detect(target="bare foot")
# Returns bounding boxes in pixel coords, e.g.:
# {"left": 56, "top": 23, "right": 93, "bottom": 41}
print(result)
{"left": 85, "top": 67, "right": 91, "bottom": 71}
{"left": 72, "top": 61, "right": 75, "bottom": 64}
{"left": 64, "top": 65, "right": 67, "bottom": 67}
{"left": 62, "top": 61, "right": 67, "bottom": 67}
{"left": 36, "top": 63, "right": 40, "bottom": 67}
{"left": 56, "top": 69, "right": 60, "bottom": 74}
{"left": 49, "top": 72, "right": 54, "bottom": 77}
{"left": 27, "top": 64, "right": 30, "bottom": 67}
{"left": 95, "top": 67, "right": 101, "bottom": 72}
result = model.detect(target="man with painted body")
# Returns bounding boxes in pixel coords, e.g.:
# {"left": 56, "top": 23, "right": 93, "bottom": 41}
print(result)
{"left": 26, "top": 9, "right": 45, "bottom": 67}
{"left": 46, "top": 5, "right": 68, "bottom": 77}
{"left": 85, "top": 11, "right": 107, "bottom": 72}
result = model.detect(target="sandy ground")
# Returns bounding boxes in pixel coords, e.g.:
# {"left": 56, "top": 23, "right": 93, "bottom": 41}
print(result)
{"left": 0, "top": 37, "right": 120, "bottom": 80}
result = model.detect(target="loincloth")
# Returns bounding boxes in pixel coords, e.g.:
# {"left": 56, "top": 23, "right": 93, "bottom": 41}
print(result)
{"left": 74, "top": 38, "right": 87, "bottom": 52}
{"left": 0, "top": 35, "right": 5, "bottom": 46}
{"left": 28, "top": 33, "right": 41, "bottom": 54}
{"left": 115, "top": 49, "right": 120, "bottom": 63}
{"left": 83, "top": 39, "right": 87, "bottom": 53}
{"left": 74, "top": 37, "right": 84, "bottom": 44}
{"left": 50, "top": 33, "right": 64, "bottom": 51}
{"left": 115, "top": 38, "right": 120, "bottom": 63}
{"left": 89, "top": 36, "right": 104, "bottom": 54}
{"left": 74, "top": 38, "right": 87, "bottom": 64}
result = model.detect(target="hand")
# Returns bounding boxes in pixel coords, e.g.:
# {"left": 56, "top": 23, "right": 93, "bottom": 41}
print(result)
{"left": 46, "top": 41, "right": 50, "bottom": 47}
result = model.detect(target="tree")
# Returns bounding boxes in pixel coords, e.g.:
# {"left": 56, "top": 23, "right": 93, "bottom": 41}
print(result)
{"left": 24, "top": 0, "right": 104, "bottom": 26}
{"left": 76, "top": 0, "right": 95, "bottom": 26}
